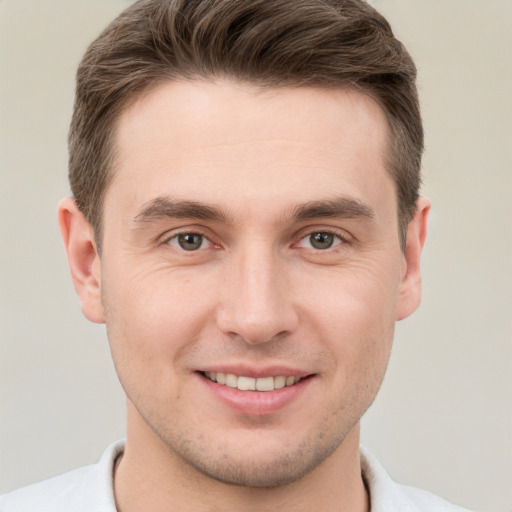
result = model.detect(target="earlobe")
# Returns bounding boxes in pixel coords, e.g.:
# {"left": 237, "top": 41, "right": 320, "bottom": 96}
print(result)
{"left": 58, "top": 198, "right": 105, "bottom": 324}
{"left": 395, "top": 197, "right": 430, "bottom": 321}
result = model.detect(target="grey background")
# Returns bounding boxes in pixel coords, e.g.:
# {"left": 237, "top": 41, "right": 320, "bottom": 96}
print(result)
{"left": 1, "top": 1, "right": 511, "bottom": 511}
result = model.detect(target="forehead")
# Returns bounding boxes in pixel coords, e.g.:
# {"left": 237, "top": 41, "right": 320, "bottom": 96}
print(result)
{"left": 106, "top": 80, "right": 394, "bottom": 222}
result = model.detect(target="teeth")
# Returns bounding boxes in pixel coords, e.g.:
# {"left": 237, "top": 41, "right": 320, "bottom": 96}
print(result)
{"left": 255, "top": 376, "right": 274, "bottom": 391}
{"left": 237, "top": 376, "right": 256, "bottom": 391}
{"left": 204, "top": 372, "right": 303, "bottom": 391}
{"left": 274, "top": 376, "right": 286, "bottom": 389}
{"left": 225, "top": 374, "right": 238, "bottom": 388}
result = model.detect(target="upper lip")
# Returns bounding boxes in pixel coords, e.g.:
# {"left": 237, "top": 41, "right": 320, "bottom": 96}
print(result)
{"left": 197, "top": 365, "right": 312, "bottom": 379}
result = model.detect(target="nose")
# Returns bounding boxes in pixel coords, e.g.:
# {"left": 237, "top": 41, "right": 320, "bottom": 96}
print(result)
{"left": 216, "top": 245, "right": 299, "bottom": 345}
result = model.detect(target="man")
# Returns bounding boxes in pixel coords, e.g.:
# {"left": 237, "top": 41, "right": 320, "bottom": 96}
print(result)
{"left": 0, "top": 0, "right": 471, "bottom": 510}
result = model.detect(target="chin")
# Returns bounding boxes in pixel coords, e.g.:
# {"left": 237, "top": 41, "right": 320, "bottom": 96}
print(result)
{"left": 186, "top": 452, "right": 325, "bottom": 488}
{"left": 164, "top": 425, "right": 347, "bottom": 488}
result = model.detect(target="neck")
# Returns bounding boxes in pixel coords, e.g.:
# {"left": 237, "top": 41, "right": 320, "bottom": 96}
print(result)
{"left": 114, "top": 408, "right": 369, "bottom": 512}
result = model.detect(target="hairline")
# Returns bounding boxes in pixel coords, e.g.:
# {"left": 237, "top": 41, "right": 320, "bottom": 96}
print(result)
{"left": 90, "top": 77, "right": 411, "bottom": 254}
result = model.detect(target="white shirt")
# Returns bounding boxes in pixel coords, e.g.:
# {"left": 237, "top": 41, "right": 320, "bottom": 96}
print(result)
{"left": 0, "top": 440, "right": 471, "bottom": 511}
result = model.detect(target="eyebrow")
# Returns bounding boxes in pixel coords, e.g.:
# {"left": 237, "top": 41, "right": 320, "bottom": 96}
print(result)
{"left": 133, "top": 195, "right": 375, "bottom": 225}
{"left": 291, "top": 197, "right": 375, "bottom": 222}
{"left": 133, "top": 197, "right": 231, "bottom": 224}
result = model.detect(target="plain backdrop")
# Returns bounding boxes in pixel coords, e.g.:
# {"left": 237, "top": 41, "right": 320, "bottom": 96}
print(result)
{"left": 0, "top": 1, "right": 511, "bottom": 511}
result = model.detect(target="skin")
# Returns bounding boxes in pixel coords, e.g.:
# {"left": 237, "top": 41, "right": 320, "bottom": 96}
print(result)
{"left": 59, "top": 80, "right": 429, "bottom": 512}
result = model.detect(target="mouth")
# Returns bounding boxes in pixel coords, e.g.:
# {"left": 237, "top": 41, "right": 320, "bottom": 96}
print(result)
{"left": 198, "top": 369, "right": 314, "bottom": 415}
{"left": 201, "top": 371, "right": 306, "bottom": 392}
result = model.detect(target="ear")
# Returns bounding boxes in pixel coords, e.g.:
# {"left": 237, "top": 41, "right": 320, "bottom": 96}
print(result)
{"left": 395, "top": 197, "right": 430, "bottom": 321}
{"left": 58, "top": 198, "right": 105, "bottom": 323}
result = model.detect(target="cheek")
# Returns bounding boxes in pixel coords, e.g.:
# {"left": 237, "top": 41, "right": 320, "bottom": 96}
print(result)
{"left": 298, "top": 260, "right": 399, "bottom": 375}
{"left": 318, "top": 285, "right": 396, "bottom": 418}
{"left": 101, "top": 264, "right": 217, "bottom": 380}
{"left": 302, "top": 255, "right": 401, "bottom": 326}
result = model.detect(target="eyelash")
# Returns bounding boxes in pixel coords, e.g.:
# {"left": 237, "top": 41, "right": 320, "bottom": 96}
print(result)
{"left": 164, "top": 231, "right": 217, "bottom": 252}
{"left": 295, "top": 229, "right": 347, "bottom": 251}
{"left": 163, "top": 227, "right": 349, "bottom": 253}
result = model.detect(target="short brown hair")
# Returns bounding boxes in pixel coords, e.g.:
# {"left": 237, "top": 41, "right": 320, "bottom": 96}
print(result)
{"left": 69, "top": 0, "right": 423, "bottom": 250}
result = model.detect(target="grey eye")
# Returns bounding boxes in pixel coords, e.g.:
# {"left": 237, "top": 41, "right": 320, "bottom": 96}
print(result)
{"left": 309, "top": 232, "right": 335, "bottom": 249}
{"left": 175, "top": 233, "right": 205, "bottom": 251}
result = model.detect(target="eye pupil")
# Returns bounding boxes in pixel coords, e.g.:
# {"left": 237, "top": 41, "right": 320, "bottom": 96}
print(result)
{"left": 178, "top": 233, "right": 203, "bottom": 250}
{"left": 310, "top": 232, "right": 334, "bottom": 249}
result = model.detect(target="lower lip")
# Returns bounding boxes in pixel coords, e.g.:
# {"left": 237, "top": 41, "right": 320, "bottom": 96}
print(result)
{"left": 200, "top": 374, "right": 312, "bottom": 416}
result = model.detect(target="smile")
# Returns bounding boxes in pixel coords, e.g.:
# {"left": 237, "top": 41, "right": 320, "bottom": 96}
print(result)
{"left": 203, "top": 372, "right": 302, "bottom": 392}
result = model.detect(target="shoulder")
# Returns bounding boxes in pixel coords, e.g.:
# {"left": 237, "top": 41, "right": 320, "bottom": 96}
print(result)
{"left": 0, "top": 440, "right": 124, "bottom": 512}
{"left": 360, "top": 446, "right": 473, "bottom": 512}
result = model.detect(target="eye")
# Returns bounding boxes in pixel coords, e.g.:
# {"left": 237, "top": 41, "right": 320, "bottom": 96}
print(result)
{"left": 297, "top": 231, "right": 343, "bottom": 250}
{"left": 167, "top": 233, "right": 210, "bottom": 251}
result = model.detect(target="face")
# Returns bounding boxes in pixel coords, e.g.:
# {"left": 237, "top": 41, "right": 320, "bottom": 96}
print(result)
{"left": 67, "top": 80, "right": 426, "bottom": 487}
